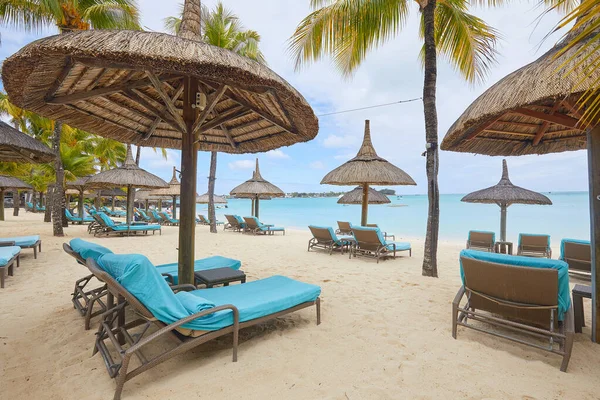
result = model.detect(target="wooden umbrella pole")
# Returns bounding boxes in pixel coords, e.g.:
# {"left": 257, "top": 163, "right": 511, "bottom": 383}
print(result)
{"left": 178, "top": 75, "right": 198, "bottom": 285}
{"left": 126, "top": 185, "right": 134, "bottom": 226}
{"left": 172, "top": 195, "right": 177, "bottom": 220}
{"left": 255, "top": 196, "right": 260, "bottom": 219}
{"left": 500, "top": 204, "right": 507, "bottom": 242}
{"left": 112, "top": 195, "right": 115, "bottom": 211}
{"left": 145, "top": 199, "right": 149, "bottom": 211}
{"left": 0, "top": 189, "right": 4, "bottom": 221}
{"left": 251, "top": 198, "right": 255, "bottom": 216}
{"left": 361, "top": 184, "right": 369, "bottom": 226}
{"left": 587, "top": 127, "right": 600, "bottom": 343}
{"left": 79, "top": 189, "right": 84, "bottom": 224}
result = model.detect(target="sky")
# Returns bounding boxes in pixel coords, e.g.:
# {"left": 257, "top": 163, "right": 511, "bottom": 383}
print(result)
{"left": 0, "top": 0, "right": 589, "bottom": 196}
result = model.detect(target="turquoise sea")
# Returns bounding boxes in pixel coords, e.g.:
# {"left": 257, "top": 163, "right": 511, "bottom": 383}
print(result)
{"left": 195, "top": 191, "right": 592, "bottom": 243}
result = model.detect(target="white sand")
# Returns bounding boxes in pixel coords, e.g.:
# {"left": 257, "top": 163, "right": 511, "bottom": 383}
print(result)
{"left": 1, "top": 212, "right": 599, "bottom": 399}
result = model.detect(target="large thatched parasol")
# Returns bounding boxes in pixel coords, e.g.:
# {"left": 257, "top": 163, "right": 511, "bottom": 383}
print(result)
{"left": 0, "top": 175, "right": 32, "bottom": 221}
{"left": 86, "top": 146, "right": 168, "bottom": 224}
{"left": 0, "top": 121, "right": 54, "bottom": 163}
{"left": 440, "top": 18, "right": 600, "bottom": 342}
{"left": 150, "top": 166, "right": 181, "bottom": 219}
{"left": 196, "top": 193, "right": 227, "bottom": 204}
{"left": 338, "top": 186, "right": 391, "bottom": 205}
{"left": 66, "top": 176, "right": 91, "bottom": 222}
{"left": 461, "top": 160, "right": 551, "bottom": 242}
{"left": 230, "top": 158, "right": 284, "bottom": 218}
{"left": 135, "top": 188, "right": 170, "bottom": 211}
{"left": 98, "top": 187, "right": 127, "bottom": 212}
{"left": 1, "top": 0, "right": 318, "bottom": 284}
{"left": 322, "top": 120, "right": 416, "bottom": 225}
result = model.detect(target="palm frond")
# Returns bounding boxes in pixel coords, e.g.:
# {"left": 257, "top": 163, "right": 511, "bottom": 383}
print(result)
{"left": 0, "top": 0, "right": 56, "bottom": 33}
{"left": 81, "top": 1, "right": 140, "bottom": 30}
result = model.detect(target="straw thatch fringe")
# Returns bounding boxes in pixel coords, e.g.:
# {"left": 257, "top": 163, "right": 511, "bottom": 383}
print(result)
{"left": 0, "top": 121, "right": 55, "bottom": 163}
{"left": 135, "top": 189, "right": 171, "bottom": 201}
{"left": 441, "top": 17, "right": 599, "bottom": 155}
{"left": 0, "top": 175, "right": 33, "bottom": 190}
{"left": 461, "top": 160, "right": 552, "bottom": 206}
{"left": 321, "top": 120, "right": 417, "bottom": 186}
{"left": 150, "top": 166, "right": 181, "bottom": 196}
{"left": 338, "top": 186, "right": 390, "bottom": 205}
{"left": 65, "top": 176, "right": 91, "bottom": 190}
{"left": 196, "top": 192, "right": 227, "bottom": 204}
{"left": 230, "top": 158, "right": 284, "bottom": 197}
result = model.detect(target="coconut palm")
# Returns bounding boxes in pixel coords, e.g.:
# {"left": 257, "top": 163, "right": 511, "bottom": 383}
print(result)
{"left": 289, "top": 0, "right": 499, "bottom": 277}
{"left": 165, "top": 1, "right": 266, "bottom": 233}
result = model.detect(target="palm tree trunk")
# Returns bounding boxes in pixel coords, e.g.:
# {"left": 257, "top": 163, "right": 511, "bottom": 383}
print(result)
{"left": 44, "top": 186, "right": 53, "bottom": 222}
{"left": 421, "top": 0, "right": 439, "bottom": 278}
{"left": 31, "top": 190, "right": 37, "bottom": 213}
{"left": 208, "top": 151, "right": 218, "bottom": 233}
{"left": 52, "top": 122, "right": 65, "bottom": 236}
{"left": 13, "top": 190, "right": 19, "bottom": 216}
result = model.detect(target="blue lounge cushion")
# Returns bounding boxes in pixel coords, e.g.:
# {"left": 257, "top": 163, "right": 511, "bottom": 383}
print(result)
{"left": 260, "top": 226, "right": 284, "bottom": 232}
{"left": 175, "top": 291, "right": 216, "bottom": 313}
{"left": 0, "top": 246, "right": 20, "bottom": 266}
{"left": 459, "top": 249, "right": 570, "bottom": 320}
{"left": 70, "top": 238, "right": 113, "bottom": 262}
{"left": 0, "top": 235, "right": 40, "bottom": 247}
{"left": 97, "top": 212, "right": 116, "bottom": 227}
{"left": 96, "top": 253, "right": 321, "bottom": 331}
{"left": 156, "top": 255, "right": 242, "bottom": 284}
{"left": 233, "top": 215, "right": 246, "bottom": 227}
{"left": 111, "top": 224, "right": 161, "bottom": 231}
{"left": 560, "top": 238, "right": 590, "bottom": 261}
{"left": 386, "top": 242, "right": 411, "bottom": 251}
{"left": 352, "top": 226, "right": 411, "bottom": 253}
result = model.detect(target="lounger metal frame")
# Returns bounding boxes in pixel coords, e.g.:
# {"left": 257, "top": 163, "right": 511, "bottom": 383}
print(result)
{"left": 307, "top": 226, "right": 349, "bottom": 255}
{"left": 224, "top": 215, "right": 244, "bottom": 232}
{"left": 351, "top": 229, "right": 411, "bottom": 263}
{"left": 243, "top": 217, "right": 285, "bottom": 235}
{"left": 0, "top": 242, "right": 19, "bottom": 288}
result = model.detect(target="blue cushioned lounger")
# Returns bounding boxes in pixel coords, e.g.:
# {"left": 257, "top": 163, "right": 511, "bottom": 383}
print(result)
{"left": 65, "top": 209, "right": 95, "bottom": 224}
{"left": 0, "top": 235, "right": 42, "bottom": 259}
{"left": 95, "top": 212, "right": 161, "bottom": 236}
{"left": 0, "top": 245, "right": 20, "bottom": 288}
{"left": 243, "top": 216, "right": 285, "bottom": 235}
{"left": 351, "top": 226, "right": 411, "bottom": 262}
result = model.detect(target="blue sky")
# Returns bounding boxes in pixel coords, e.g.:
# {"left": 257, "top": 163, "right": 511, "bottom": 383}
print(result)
{"left": 0, "top": 0, "right": 588, "bottom": 195}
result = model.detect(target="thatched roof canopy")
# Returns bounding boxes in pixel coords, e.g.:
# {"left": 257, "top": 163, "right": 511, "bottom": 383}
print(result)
{"left": 0, "top": 175, "right": 32, "bottom": 190}
{"left": 135, "top": 189, "right": 170, "bottom": 201}
{"left": 65, "top": 188, "right": 94, "bottom": 196}
{"left": 85, "top": 146, "right": 168, "bottom": 189}
{"left": 0, "top": 121, "right": 54, "bottom": 163}
{"left": 338, "top": 186, "right": 391, "bottom": 205}
{"left": 150, "top": 166, "right": 181, "bottom": 196}
{"left": 441, "top": 18, "right": 599, "bottom": 155}
{"left": 65, "top": 176, "right": 91, "bottom": 190}
{"left": 196, "top": 193, "right": 227, "bottom": 204}
{"left": 1, "top": 28, "right": 318, "bottom": 153}
{"left": 98, "top": 188, "right": 127, "bottom": 197}
{"left": 322, "top": 120, "right": 417, "bottom": 186}
{"left": 230, "top": 159, "right": 284, "bottom": 197}
{"left": 461, "top": 160, "right": 552, "bottom": 207}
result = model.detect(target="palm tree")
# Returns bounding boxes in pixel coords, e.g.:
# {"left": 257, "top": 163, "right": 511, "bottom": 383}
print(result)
{"left": 0, "top": 0, "right": 140, "bottom": 236}
{"left": 165, "top": 1, "right": 266, "bottom": 233}
{"left": 289, "top": 0, "right": 499, "bottom": 277}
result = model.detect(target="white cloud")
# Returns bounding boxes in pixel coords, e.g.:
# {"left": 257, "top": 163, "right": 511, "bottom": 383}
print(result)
{"left": 266, "top": 149, "right": 290, "bottom": 159}
{"left": 228, "top": 160, "right": 255, "bottom": 170}
{"left": 334, "top": 152, "right": 355, "bottom": 160}
{"left": 322, "top": 134, "right": 358, "bottom": 149}
{"left": 309, "top": 161, "right": 325, "bottom": 169}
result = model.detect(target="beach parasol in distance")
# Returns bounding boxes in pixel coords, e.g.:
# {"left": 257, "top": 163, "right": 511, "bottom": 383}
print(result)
{"left": 0, "top": 121, "right": 54, "bottom": 164}
{"left": 441, "top": 15, "right": 600, "bottom": 342}
{"left": 1, "top": 0, "right": 318, "bottom": 284}
{"left": 196, "top": 193, "right": 227, "bottom": 204}
{"left": 66, "top": 176, "right": 91, "bottom": 222}
{"left": 461, "top": 159, "right": 551, "bottom": 243}
{"left": 322, "top": 120, "right": 416, "bottom": 225}
{"left": 85, "top": 146, "right": 168, "bottom": 225}
{"left": 0, "top": 175, "right": 32, "bottom": 221}
{"left": 150, "top": 166, "right": 181, "bottom": 219}
{"left": 98, "top": 188, "right": 127, "bottom": 212}
{"left": 230, "top": 158, "right": 284, "bottom": 218}
{"left": 338, "top": 186, "right": 391, "bottom": 205}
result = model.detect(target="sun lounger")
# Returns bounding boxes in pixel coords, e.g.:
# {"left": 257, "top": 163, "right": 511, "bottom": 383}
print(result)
{"left": 35, "top": 204, "right": 45, "bottom": 212}
{"left": 159, "top": 211, "right": 179, "bottom": 226}
{"left": 351, "top": 226, "right": 411, "bottom": 262}
{"left": 149, "top": 209, "right": 165, "bottom": 224}
{"left": 308, "top": 225, "right": 352, "bottom": 255}
{"left": 466, "top": 230, "right": 495, "bottom": 252}
{"left": 134, "top": 208, "right": 152, "bottom": 223}
{"left": 25, "top": 201, "right": 34, "bottom": 212}
{"left": 87, "top": 253, "right": 321, "bottom": 399}
{"left": 94, "top": 212, "right": 161, "bottom": 236}
{"left": 335, "top": 221, "right": 353, "bottom": 236}
{"left": 517, "top": 233, "right": 552, "bottom": 258}
{"left": 155, "top": 255, "right": 242, "bottom": 285}
{"left": 0, "top": 242, "right": 20, "bottom": 288}
{"left": 243, "top": 216, "right": 285, "bottom": 235}
{"left": 365, "top": 223, "right": 395, "bottom": 241}
{"left": 198, "top": 214, "right": 224, "bottom": 226}
{"left": 0, "top": 235, "right": 42, "bottom": 259}
{"left": 102, "top": 206, "right": 125, "bottom": 217}
{"left": 453, "top": 249, "right": 573, "bottom": 371}
{"left": 560, "top": 238, "right": 591, "bottom": 279}
{"left": 65, "top": 209, "right": 95, "bottom": 224}
{"left": 224, "top": 214, "right": 246, "bottom": 232}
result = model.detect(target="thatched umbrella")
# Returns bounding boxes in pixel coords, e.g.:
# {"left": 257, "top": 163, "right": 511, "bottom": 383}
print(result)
{"left": 0, "top": 175, "right": 32, "bottom": 221}
{"left": 66, "top": 176, "right": 91, "bottom": 222}
{"left": 230, "top": 158, "right": 284, "bottom": 218}
{"left": 98, "top": 188, "right": 127, "bottom": 211}
{"left": 135, "top": 189, "right": 170, "bottom": 211}
{"left": 196, "top": 193, "right": 227, "bottom": 204}
{"left": 1, "top": 0, "right": 318, "bottom": 284}
{"left": 338, "top": 186, "right": 391, "bottom": 205}
{"left": 322, "top": 120, "right": 416, "bottom": 225}
{"left": 0, "top": 121, "right": 54, "bottom": 164}
{"left": 440, "top": 17, "right": 600, "bottom": 342}
{"left": 149, "top": 166, "right": 181, "bottom": 219}
{"left": 461, "top": 160, "right": 551, "bottom": 242}
{"left": 85, "top": 146, "right": 168, "bottom": 225}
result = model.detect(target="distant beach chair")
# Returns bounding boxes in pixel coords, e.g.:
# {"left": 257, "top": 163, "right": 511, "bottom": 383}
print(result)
{"left": 0, "top": 242, "right": 20, "bottom": 288}
{"left": 335, "top": 221, "right": 353, "bottom": 236}
{"left": 365, "top": 223, "right": 395, "bottom": 241}
{"left": 308, "top": 226, "right": 352, "bottom": 255}
{"left": 453, "top": 249, "right": 574, "bottom": 371}
{"left": 224, "top": 215, "right": 246, "bottom": 232}
{"left": 93, "top": 212, "right": 161, "bottom": 236}
{"left": 243, "top": 216, "right": 285, "bottom": 235}
{"left": 35, "top": 204, "right": 45, "bottom": 212}
{"left": 517, "top": 233, "right": 551, "bottom": 258}
{"left": 149, "top": 209, "right": 164, "bottom": 224}
{"left": 560, "top": 239, "right": 591, "bottom": 279}
{"left": 159, "top": 211, "right": 179, "bottom": 226}
{"left": 198, "top": 214, "right": 224, "bottom": 226}
{"left": 351, "top": 226, "right": 411, "bottom": 263}
{"left": 65, "top": 209, "right": 95, "bottom": 224}
{"left": 25, "top": 201, "right": 34, "bottom": 212}
{"left": 0, "top": 235, "right": 42, "bottom": 259}
{"left": 466, "top": 230, "right": 495, "bottom": 252}
{"left": 86, "top": 253, "right": 320, "bottom": 399}
{"left": 134, "top": 208, "right": 152, "bottom": 223}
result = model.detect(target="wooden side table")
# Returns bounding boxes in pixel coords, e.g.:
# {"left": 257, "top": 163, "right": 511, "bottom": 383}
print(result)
{"left": 194, "top": 267, "right": 246, "bottom": 288}
{"left": 494, "top": 241, "right": 513, "bottom": 255}
{"left": 573, "top": 284, "right": 592, "bottom": 333}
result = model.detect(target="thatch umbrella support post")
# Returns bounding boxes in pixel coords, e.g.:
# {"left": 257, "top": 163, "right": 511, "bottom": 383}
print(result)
{"left": 126, "top": 185, "right": 134, "bottom": 226}
{"left": 111, "top": 195, "right": 116, "bottom": 211}
{"left": 587, "top": 127, "right": 600, "bottom": 343}
{"left": 255, "top": 196, "right": 260, "bottom": 219}
{"left": 172, "top": 195, "right": 177, "bottom": 219}
{"left": 361, "top": 184, "right": 369, "bottom": 226}
{"left": 145, "top": 199, "right": 149, "bottom": 211}
{"left": 500, "top": 203, "right": 507, "bottom": 242}
{"left": 251, "top": 198, "right": 255, "bottom": 216}
{"left": 78, "top": 189, "right": 84, "bottom": 224}
{"left": 0, "top": 189, "right": 4, "bottom": 221}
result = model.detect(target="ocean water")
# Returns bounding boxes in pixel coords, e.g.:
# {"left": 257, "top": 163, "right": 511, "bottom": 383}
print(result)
{"left": 195, "top": 192, "right": 591, "bottom": 243}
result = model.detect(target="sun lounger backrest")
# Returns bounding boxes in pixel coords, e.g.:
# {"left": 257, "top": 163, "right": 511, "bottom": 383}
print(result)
{"left": 225, "top": 215, "right": 238, "bottom": 226}
{"left": 337, "top": 221, "right": 352, "bottom": 234}
{"left": 97, "top": 212, "right": 115, "bottom": 227}
{"left": 519, "top": 234, "right": 550, "bottom": 250}
{"left": 68, "top": 238, "right": 114, "bottom": 263}
{"left": 467, "top": 230, "right": 495, "bottom": 249}
{"left": 309, "top": 226, "right": 336, "bottom": 243}
{"left": 560, "top": 239, "right": 591, "bottom": 273}
{"left": 352, "top": 226, "right": 385, "bottom": 251}
{"left": 244, "top": 216, "right": 260, "bottom": 229}
{"left": 199, "top": 215, "right": 209, "bottom": 223}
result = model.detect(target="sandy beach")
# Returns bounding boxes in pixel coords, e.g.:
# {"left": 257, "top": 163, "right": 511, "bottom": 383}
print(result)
{"left": 1, "top": 212, "right": 599, "bottom": 400}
